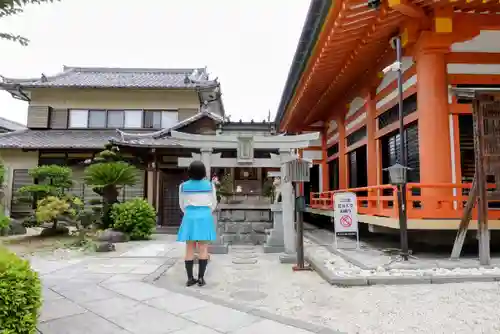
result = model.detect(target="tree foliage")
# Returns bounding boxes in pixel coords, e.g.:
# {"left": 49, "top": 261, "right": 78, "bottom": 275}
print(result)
{"left": 35, "top": 195, "right": 82, "bottom": 225}
{"left": 1, "top": 0, "right": 60, "bottom": 46}
{"left": 84, "top": 144, "right": 138, "bottom": 229}
{"left": 214, "top": 173, "right": 233, "bottom": 198}
{"left": 0, "top": 247, "right": 42, "bottom": 334}
{"left": 19, "top": 165, "right": 73, "bottom": 201}
{"left": 0, "top": 161, "right": 5, "bottom": 209}
{"left": 17, "top": 165, "right": 73, "bottom": 230}
{"left": 111, "top": 198, "right": 156, "bottom": 240}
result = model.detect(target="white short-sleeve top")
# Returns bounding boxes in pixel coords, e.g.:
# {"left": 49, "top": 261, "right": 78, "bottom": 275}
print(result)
{"left": 178, "top": 179, "right": 217, "bottom": 213}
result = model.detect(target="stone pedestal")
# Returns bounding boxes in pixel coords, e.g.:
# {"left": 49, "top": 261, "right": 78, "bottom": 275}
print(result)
{"left": 280, "top": 157, "right": 296, "bottom": 256}
{"left": 208, "top": 210, "right": 229, "bottom": 254}
{"left": 279, "top": 253, "right": 297, "bottom": 264}
{"left": 263, "top": 203, "right": 285, "bottom": 253}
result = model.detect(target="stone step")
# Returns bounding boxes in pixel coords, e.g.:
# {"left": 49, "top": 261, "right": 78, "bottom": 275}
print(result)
{"left": 222, "top": 233, "right": 267, "bottom": 245}
{"left": 223, "top": 222, "right": 272, "bottom": 234}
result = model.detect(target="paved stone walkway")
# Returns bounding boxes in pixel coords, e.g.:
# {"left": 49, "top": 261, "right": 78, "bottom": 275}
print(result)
{"left": 31, "top": 238, "right": 338, "bottom": 334}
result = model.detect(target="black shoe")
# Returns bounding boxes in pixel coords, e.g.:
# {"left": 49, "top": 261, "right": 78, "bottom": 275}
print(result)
{"left": 186, "top": 278, "right": 198, "bottom": 287}
{"left": 197, "top": 277, "right": 206, "bottom": 287}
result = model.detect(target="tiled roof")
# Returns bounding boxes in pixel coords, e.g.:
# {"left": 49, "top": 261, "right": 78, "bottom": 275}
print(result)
{"left": 0, "top": 129, "right": 123, "bottom": 149}
{"left": 0, "top": 66, "right": 217, "bottom": 89}
{"left": 111, "top": 136, "right": 178, "bottom": 148}
{"left": 0, "top": 111, "right": 225, "bottom": 149}
{"left": 113, "top": 110, "right": 224, "bottom": 147}
{"left": 0, "top": 117, "right": 26, "bottom": 131}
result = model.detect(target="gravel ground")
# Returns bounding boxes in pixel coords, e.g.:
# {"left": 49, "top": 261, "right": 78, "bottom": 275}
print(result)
{"left": 320, "top": 281, "right": 500, "bottom": 334}
{"left": 156, "top": 243, "right": 500, "bottom": 334}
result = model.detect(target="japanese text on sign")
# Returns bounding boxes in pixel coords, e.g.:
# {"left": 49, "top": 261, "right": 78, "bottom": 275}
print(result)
{"left": 333, "top": 192, "right": 359, "bottom": 249}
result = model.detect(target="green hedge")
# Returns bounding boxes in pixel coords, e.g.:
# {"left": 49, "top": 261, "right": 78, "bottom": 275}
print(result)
{"left": 111, "top": 198, "right": 156, "bottom": 240}
{"left": 0, "top": 248, "right": 42, "bottom": 334}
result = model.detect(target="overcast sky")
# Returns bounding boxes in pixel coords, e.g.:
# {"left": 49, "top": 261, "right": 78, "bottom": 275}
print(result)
{"left": 0, "top": 0, "right": 309, "bottom": 125}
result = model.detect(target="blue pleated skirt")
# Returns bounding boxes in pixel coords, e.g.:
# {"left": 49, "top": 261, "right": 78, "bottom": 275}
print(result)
{"left": 177, "top": 206, "right": 216, "bottom": 242}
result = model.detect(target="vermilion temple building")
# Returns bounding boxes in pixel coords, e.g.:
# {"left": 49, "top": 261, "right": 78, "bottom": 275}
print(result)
{"left": 275, "top": 0, "right": 500, "bottom": 236}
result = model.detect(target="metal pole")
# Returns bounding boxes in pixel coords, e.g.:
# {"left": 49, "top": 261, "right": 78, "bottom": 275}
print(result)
{"left": 293, "top": 181, "right": 310, "bottom": 271}
{"left": 395, "top": 35, "right": 409, "bottom": 260}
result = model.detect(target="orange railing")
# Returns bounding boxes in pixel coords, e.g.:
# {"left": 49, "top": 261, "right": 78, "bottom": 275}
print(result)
{"left": 309, "top": 183, "right": 500, "bottom": 220}
{"left": 310, "top": 185, "right": 399, "bottom": 217}
{"left": 406, "top": 183, "right": 500, "bottom": 220}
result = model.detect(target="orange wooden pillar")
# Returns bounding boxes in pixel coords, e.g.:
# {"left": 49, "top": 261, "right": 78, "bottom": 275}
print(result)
{"left": 336, "top": 115, "right": 348, "bottom": 189}
{"left": 321, "top": 128, "right": 330, "bottom": 192}
{"left": 416, "top": 39, "right": 453, "bottom": 194}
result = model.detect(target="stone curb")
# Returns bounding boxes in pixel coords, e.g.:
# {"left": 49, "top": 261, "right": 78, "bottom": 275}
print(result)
{"left": 305, "top": 249, "right": 500, "bottom": 286}
{"left": 304, "top": 231, "right": 370, "bottom": 270}
{"left": 430, "top": 275, "right": 500, "bottom": 284}
{"left": 304, "top": 229, "right": 500, "bottom": 271}
{"left": 143, "top": 259, "right": 345, "bottom": 334}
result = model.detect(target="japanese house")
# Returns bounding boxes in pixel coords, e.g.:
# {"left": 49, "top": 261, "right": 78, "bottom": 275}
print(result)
{"left": 0, "top": 66, "right": 276, "bottom": 226}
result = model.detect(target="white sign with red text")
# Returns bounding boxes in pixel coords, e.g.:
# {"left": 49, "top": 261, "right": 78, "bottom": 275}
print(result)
{"left": 333, "top": 192, "right": 359, "bottom": 249}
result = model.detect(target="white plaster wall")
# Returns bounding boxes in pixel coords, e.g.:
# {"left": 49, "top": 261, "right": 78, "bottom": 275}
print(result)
{"left": 0, "top": 149, "right": 38, "bottom": 214}
{"left": 327, "top": 133, "right": 339, "bottom": 146}
{"left": 376, "top": 56, "right": 414, "bottom": 93}
{"left": 376, "top": 75, "right": 417, "bottom": 110}
{"left": 346, "top": 112, "right": 367, "bottom": 131}
{"left": 447, "top": 64, "right": 500, "bottom": 75}
{"left": 346, "top": 97, "right": 365, "bottom": 119}
{"left": 451, "top": 30, "right": 500, "bottom": 53}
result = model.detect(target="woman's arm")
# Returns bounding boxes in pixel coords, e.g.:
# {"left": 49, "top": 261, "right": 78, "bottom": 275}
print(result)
{"left": 211, "top": 184, "right": 218, "bottom": 212}
{"left": 179, "top": 185, "right": 185, "bottom": 213}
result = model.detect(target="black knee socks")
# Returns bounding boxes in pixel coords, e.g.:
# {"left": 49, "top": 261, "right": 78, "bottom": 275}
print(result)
{"left": 184, "top": 260, "right": 194, "bottom": 280}
{"left": 198, "top": 259, "right": 208, "bottom": 279}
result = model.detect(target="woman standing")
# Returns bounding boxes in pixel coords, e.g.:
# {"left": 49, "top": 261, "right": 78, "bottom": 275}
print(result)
{"left": 177, "top": 161, "right": 217, "bottom": 287}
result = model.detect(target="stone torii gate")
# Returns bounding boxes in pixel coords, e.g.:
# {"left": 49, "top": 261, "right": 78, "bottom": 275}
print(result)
{"left": 170, "top": 130, "right": 319, "bottom": 256}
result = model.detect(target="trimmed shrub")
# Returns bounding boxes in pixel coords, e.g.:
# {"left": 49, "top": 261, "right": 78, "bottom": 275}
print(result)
{"left": 111, "top": 198, "right": 156, "bottom": 240}
{"left": 0, "top": 248, "right": 42, "bottom": 334}
{"left": 0, "top": 213, "right": 9, "bottom": 230}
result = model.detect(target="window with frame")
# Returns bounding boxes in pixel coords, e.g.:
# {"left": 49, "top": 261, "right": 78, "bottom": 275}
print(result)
{"left": 144, "top": 110, "right": 179, "bottom": 129}
{"left": 107, "top": 110, "right": 125, "bottom": 128}
{"left": 68, "top": 109, "right": 176, "bottom": 129}
{"left": 88, "top": 110, "right": 106, "bottom": 128}
{"left": 69, "top": 110, "right": 89, "bottom": 128}
{"left": 124, "top": 110, "right": 142, "bottom": 128}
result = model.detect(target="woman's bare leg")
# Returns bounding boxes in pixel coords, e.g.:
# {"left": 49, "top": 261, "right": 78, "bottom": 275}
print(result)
{"left": 198, "top": 242, "right": 209, "bottom": 260}
{"left": 197, "top": 242, "right": 209, "bottom": 286}
{"left": 185, "top": 241, "right": 195, "bottom": 260}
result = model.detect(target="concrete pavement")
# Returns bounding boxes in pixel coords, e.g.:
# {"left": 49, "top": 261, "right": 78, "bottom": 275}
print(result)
{"left": 31, "top": 237, "right": 339, "bottom": 334}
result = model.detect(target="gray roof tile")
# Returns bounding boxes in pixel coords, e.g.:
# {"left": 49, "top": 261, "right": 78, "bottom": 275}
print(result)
{"left": 111, "top": 136, "right": 178, "bottom": 148}
{"left": 0, "top": 111, "right": 223, "bottom": 149}
{"left": 0, "top": 67, "right": 217, "bottom": 89}
{"left": 0, "top": 117, "right": 26, "bottom": 131}
{"left": 0, "top": 129, "right": 121, "bottom": 149}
